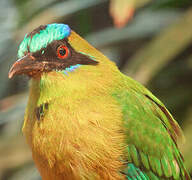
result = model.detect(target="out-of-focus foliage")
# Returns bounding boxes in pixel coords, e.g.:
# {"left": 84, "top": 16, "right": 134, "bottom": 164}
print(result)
{"left": 0, "top": 0, "right": 192, "bottom": 179}
{"left": 110, "top": 0, "right": 135, "bottom": 28}
{"left": 109, "top": 0, "right": 153, "bottom": 28}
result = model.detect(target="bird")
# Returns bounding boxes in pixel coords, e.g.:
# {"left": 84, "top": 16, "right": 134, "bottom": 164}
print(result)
{"left": 8, "top": 23, "right": 191, "bottom": 180}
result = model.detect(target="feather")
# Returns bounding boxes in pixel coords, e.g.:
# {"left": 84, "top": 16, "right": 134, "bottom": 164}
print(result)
{"left": 9, "top": 23, "right": 191, "bottom": 180}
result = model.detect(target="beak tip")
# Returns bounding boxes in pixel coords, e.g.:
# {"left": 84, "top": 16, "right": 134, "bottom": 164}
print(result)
{"left": 8, "top": 66, "right": 15, "bottom": 79}
{"left": 8, "top": 71, "right": 13, "bottom": 79}
{"left": 8, "top": 73, "right": 13, "bottom": 79}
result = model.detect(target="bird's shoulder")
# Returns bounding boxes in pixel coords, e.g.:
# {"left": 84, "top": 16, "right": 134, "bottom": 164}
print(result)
{"left": 112, "top": 75, "right": 190, "bottom": 179}
{"left": 113, "top": 74, "right": 184, "bottom": 144}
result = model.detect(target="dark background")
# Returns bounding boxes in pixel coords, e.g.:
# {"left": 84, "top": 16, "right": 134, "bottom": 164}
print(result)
{"left": 0, "top": 0, "right": 192, "bottom": 179}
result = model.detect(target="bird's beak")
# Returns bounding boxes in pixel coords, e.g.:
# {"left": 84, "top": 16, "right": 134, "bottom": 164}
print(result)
{"left": 8, "top": 55, "right": 43, "bottom": 79}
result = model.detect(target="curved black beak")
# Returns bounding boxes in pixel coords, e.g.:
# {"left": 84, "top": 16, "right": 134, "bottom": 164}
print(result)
{"left": 8, "top": 55, "right": 43, "bottom": 79}
{"left": 8, "top": 50, "right": 99, "bottom": 79}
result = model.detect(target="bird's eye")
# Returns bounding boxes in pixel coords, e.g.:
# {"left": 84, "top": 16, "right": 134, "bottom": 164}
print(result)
{"left": 57, "top": 45, "right": 69, "bottom": 59}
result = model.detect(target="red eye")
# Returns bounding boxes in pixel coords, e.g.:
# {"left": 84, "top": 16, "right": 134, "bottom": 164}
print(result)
{"left": 57, "top": 45, "right": 69, "bottom": 59}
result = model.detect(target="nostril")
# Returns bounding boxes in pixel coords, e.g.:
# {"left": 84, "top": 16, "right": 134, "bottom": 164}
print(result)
{"left": 29, "top": 55, "right": 35, "bottom": 61}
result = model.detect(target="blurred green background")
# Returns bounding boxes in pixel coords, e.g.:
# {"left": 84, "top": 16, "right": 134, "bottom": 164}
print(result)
{"left": 0, "top": 0, "right": 192, "bottom": 179}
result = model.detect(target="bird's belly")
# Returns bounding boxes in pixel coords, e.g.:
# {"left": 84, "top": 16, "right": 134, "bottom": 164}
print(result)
{"left": 23, "top": 95, "right": 126, "bottom": 179}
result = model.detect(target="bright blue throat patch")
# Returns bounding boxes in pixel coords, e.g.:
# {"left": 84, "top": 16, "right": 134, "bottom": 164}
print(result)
{"left": 60, "top": 64, "right": 81, "bottom": 76}
{"left": 18, "top": 23, "right": 71, "bottom": 58}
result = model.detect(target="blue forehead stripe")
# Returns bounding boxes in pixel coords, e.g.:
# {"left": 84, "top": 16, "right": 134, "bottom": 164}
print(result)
{"left": 18, "top": 23, "right": 71, "bottom": 58}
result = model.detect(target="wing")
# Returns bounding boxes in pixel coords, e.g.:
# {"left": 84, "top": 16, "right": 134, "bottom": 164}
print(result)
{"left": 113, "top": 76, "right": 191, "bottom": 180}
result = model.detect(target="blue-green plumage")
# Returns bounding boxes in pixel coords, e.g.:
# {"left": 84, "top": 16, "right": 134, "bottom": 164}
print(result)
{"left": 124, "top": 163, "right": 150, "bottom": 180}
{"left": 112, "top": 76, "right": 190, "bottom": 179}
{"left": 18, "top": 23, "right": 71, "bottom": 58}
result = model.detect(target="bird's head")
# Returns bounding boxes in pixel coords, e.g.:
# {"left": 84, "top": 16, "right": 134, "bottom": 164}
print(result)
{"left": 8, "top": 23, "right": 100, "bottom": 79}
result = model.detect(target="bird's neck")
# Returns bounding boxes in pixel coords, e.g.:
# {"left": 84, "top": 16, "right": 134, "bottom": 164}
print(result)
{"left": 29, "top": 62, "right": 120, "bottom": 107}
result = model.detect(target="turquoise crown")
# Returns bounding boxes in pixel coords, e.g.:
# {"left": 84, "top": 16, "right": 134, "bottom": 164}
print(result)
{"left": 18, "top": 23, "right": 71, "bottom": 58}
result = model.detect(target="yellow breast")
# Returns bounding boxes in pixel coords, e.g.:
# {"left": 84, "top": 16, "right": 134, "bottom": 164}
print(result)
{"left": 22, "top": 65, "right": 126, "bottom": 180}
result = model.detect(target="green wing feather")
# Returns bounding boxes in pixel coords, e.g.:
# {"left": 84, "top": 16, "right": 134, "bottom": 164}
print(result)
{"left": 113, "top": 75, "right": 191, "bottom": 180}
